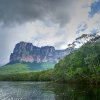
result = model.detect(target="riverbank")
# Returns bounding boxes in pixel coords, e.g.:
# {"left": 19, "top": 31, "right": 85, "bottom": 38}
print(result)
{"left": 0, "top": 69, "right": 53, "bottom": 81}
{"left": 0, "top": 69, "right": 100, "bottom": 86}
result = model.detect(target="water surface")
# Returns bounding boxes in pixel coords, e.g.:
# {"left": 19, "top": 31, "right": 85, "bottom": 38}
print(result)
{"left": 0, "top": 81, "right": 100, "bottom": 100}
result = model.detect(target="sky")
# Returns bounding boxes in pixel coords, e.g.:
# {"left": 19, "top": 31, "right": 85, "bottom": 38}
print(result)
{"left": 0, "top": 0, "right": 100, "bottom": 65}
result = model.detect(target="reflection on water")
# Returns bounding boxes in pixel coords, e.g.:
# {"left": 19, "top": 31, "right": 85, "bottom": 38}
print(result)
{"left": 0, "top": 81, "right": 100, "bottom": 100}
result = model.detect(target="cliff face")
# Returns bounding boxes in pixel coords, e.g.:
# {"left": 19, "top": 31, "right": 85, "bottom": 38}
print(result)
{"left": 10, "top": 42, "right": 74, "bottom": 63}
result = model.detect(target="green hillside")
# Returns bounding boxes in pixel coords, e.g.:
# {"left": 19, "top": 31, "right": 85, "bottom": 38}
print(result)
{"left": 0, "top": 63, "right": 31, "bottom": 75}
{"left": 53, "top": 37, "right": 100, "bottom": 84}
{"left": 0, "top": 62, "right": 54, "bottom": 75}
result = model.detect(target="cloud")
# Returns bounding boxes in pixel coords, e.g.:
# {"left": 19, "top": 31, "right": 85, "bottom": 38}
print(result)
{"left": 66, "top": 0, "right": 100, "bottom": 36}
{"left": 0, "top": 0, "right": 73, "bottom": 26}
{"left": 0, "top": 0, "right": 100, "bottom": 65}
{"left": 76, "top": 22, "right": 87, "bottom": 34}
{"left": 89, "top": 0, "right": 100, "bottom": 17}
{"left": 0, "top": 21, "right": 67, "bottom": 65}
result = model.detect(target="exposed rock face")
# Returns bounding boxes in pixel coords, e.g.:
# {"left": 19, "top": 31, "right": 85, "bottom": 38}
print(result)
{"left": 10, "top": 41, "right": 74, "bottom": 63}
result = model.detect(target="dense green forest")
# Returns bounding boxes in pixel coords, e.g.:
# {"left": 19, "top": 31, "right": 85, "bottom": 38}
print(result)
{"left": 0, "top": 36, "right": 100, "bottom": 85}
{"left": 54, "top": 36, "right": 100, "bottom": 84}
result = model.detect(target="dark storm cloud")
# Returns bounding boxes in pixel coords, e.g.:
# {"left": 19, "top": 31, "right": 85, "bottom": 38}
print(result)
{"left": 0, "top": 0, "right": 73, "bottom": 25}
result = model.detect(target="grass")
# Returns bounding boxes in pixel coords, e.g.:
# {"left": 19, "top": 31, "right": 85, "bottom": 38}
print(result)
{"left": 0, "top": 62, "right": 55, "bottom": 75}
{"left": 0, "top": 63, "right": 32, "bottom": 75}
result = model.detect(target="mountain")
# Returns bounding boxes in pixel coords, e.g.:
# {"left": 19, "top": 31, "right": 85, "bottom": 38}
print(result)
{"left": 10, "top": 41, "right": 74, "bottom": 64}
{"left": 0, "top": 41, "right": 75, "bottom": 75}
{"left": 2, "top": 33, "right": 96, "bottom": 74}
{"left": 10, "top": 33, "right": 98, "bottom": 64}
{"left": 0, "top": 34, "right": 99, "bottom": 77}
{"left": 0, "top": 35, "right": 100, "bottom": 82}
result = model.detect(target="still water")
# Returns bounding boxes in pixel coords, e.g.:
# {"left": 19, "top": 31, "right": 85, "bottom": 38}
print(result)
{"left": 0, "top": 81, "right": 100, "bottom": 100}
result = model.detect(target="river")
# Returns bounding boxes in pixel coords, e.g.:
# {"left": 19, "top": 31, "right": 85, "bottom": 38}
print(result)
{"left": 0, "top": 81, "right": 100, "bottom": 100}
